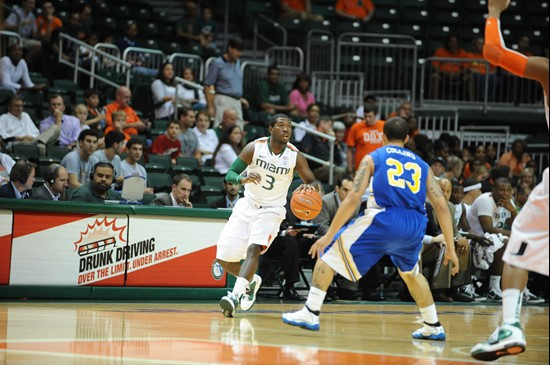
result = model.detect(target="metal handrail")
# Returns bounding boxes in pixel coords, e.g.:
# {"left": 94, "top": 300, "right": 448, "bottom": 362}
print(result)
{"left": 420, "top": 56, "right": 491, "bottom": 112}
{"left": 291, "top": 121, "right": 335, "bottom": 185}
{"left": 265, "top": 46, "right": 304, "bottom": 69}
{"left": 253, "top": 14, "right": 287, "bottom": 59}
{"left": 306, "top": 29, "right": 335, "bottom": 74}
{"left": 168, "top": 52, "right": 205, "bottom": 82}
{"left": 58, "top": 33, "right": 131, "bottom": 88}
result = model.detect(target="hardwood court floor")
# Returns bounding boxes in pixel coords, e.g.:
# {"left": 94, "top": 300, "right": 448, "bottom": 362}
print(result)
{"left": 0, "top": 301, "right": 547, "bottom": 364}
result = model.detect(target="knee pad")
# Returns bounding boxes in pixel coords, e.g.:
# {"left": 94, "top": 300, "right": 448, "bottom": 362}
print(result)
{"left": 400, "top": 263, "right": 420, "bottom": 278}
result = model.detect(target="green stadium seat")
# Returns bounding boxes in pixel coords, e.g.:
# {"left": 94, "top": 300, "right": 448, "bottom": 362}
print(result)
{"left": 47, "top": 146, "right": 70, "bottom": 160}
{"left": 176, "top": 156, "right": 200, "bottom": 172}
{"left": 13, "top": 144, "right": 40, "bottom": 160}
{"left": 205, "top": 195, "right": 223, "bottom": 207}
{"left": 148, "top": 154, "right": 171, "bottom": 168}
{"left": 147, "top": 172, "right": 172, "bottom": 193}
{"left": 203, "top": 176, "right": 225, "bottom": 190}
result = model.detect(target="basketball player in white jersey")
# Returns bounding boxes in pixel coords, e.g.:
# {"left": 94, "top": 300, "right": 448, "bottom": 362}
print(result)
{"left": 471, "top": 0, "right": 549, "bottom": 361}
{"left": 216, "top": 113, "right": 318, "bottom": 317}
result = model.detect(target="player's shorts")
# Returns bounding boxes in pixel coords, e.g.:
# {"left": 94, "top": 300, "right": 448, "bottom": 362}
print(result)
{"left": 216, "top": 197, "right": 286, "bottom": 262}
{"left": 321, "top": 207, "right": 428, "bottom": 282}
{"left": 503, "top": 168, "right": 549, "bottom": 276}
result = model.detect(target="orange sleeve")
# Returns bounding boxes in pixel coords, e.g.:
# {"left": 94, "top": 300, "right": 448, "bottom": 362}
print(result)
{"left": 335, "top": 0, "right": 345, "bottom": 12}
{"left": 484, "top": 17, "right": 528, "bottom": 77}
{"left": 346, "top": 123, "right": 357, "bottom": 147}
{"left": 104, "top": 104, "right": 115, "bottom": 128}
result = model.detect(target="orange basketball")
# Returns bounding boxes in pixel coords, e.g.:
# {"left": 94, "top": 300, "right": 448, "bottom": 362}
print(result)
{"left": 290, "top": 190, "right": 322, "bottom": 221}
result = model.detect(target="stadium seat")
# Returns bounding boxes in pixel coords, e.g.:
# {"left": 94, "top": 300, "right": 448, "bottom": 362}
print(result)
{"left": 170, "top": 165, "right": 195, "bottom": 176}
{"left": 154, "top": 120, "right": 169, "bottom": 130}
{"left": 147, "top": 172, "right": 172, "bottom": 193}
{"left": 200, "top": 166, "right": 222, "bottom": 177}
{"left": 13, "top": 144, "right": 39, "bottom": 160}
{"left": 130, "top": 6, "right": 151, "bottom": 21}
{"left": 148, "top": 154, "right": 171, "bottom": 168}
{"left": 203, "top": 175, "right": 225, "bottom": 190}
{"left": 188, "top": 174, "right": 201, "bottom": 189}
{"left": 205, "top": 195, "right": 223, "bottom": 207}
{"left": 404, "top": 9, "right": 431, "bottom": 24}
{"left": 176, "top": 157, "right": 200, "bottom": 172}
{"left": 375, "top": 6, "right": 400, "bottom": 22}
{"left": 47, "top": 146, "right": 70, "bottom": 160}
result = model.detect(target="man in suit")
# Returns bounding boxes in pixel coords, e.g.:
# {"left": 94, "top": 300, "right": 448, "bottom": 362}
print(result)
{"left": 32, "top": 163, "right": 69, "bottom": 201}
{"left": 211, "top": 180, "right": 241, "bottom": 208}
{"left": 313, "top": 176, "right": 368, "bottom": 299}
{"left": 150, "top": 173, "right": 193, "bottom": 207}
{"left": 0, "top": 159, "right": 36, "bottom": 199}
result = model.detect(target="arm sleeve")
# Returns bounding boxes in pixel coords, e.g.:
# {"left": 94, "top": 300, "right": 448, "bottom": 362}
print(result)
{"left": 476, "top": 195, "right": 495, "bottom": 217}
{"left": 151, "top": 79, "right": 164, "bottom": 104}
{"left": 225, "top": 157, "right": 247, "bottom": 184}
{"left": 0, "top": 59, "right": 20, "bottom": 90}
{"left": 484, "top": 18, "right": 528, "bottom": 76}
{"left": 21, "top": 61, "right": 34, "bottom": 88}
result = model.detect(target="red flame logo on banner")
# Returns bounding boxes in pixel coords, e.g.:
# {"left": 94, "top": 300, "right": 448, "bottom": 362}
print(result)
{"left": 73, "top": 217, "right": 127, "bottom": 251}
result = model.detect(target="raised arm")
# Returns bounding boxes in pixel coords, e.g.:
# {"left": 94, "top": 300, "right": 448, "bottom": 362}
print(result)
{"left": 485, "top": 0, "right": 549, "bottom": 95}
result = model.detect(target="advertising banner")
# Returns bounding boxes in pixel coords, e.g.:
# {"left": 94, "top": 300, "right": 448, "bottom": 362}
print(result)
{"left": 125, "top": 216, "right": 227, "bottom": 287}
{"left": 10, "top": 212, "right": 128, "bottom": 286}
{"left": 0, "top": 209, "right": 13, "bottom": 285}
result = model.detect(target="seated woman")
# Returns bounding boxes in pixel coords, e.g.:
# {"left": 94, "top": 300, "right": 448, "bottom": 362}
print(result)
{"left": 213, "top": 124, "right": 244, "bottom": 174}
{"left": 180, "top": 67, "right": 207, "bottom": 110}
{"left": 151, "top": 62, "right": 185, "bottom": 120}
{"left": 192, "top": 111, "right": 219, "bottom": 164}
{"left": 288, "top": 73, "right": 315, "bottom": 119}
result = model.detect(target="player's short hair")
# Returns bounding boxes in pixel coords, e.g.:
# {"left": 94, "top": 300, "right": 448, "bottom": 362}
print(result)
{"left": 363, "top": 102, "right": 379, "bottom": 115}
{"left": 126, "top": 138, "right": 143, "bottom": 150}
{"left": 78, "top": 128, "right": 98, "bottom": 142}
{"left": 167, "top": 120, "right": 180, "bottom": 129}
{"left": 172, "top": 173, "right": 192, "bottom": 186}
{"left": 494, "top": 177, "right": 511, "bottom": 187}
{"left": 104, "top": 130, "right": 125, "bottom": 148}
{"left": 268, "top": 113, "right": 290, "bottom": 127}
{"left": 383, "top": 117, "right": 409, "bottom": 141}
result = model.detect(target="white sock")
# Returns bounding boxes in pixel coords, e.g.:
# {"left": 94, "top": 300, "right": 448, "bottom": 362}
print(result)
{"left": 502, "top": 288, "right": 523, "bottom": 325}
{"left": 305, "top": 286, "right": 326, "bottom": 313}
{"left": 490, "top": 275, "right": 501, "bottom": 291}
{"left": 233, "top": 277, "right": 249, "bottom": 298}
{"left": 420, "top": 304, "right": 439, "bottom": 325}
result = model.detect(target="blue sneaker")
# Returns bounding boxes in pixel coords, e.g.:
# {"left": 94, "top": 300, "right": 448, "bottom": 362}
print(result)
{"left": 282, "top": 307, "right": 320, "bottom": 331}
{"left": 412, "top": 318, "right": 446, "bottom": 341}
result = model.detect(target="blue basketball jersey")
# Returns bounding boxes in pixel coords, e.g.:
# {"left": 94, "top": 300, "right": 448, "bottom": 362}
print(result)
{"left": 369, "top": 145, "right": 429, "bottom": 213}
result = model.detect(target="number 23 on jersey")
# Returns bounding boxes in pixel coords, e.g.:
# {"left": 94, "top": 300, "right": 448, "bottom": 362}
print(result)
{"left": 386, "top": 158, "right": 422, "bottom": 194}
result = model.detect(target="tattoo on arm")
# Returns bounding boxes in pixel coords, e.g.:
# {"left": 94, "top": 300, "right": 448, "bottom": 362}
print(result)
{"left": 353, "top": 158, "right": 368, "bottom": 193}
{"left": 428, "top": 173, "right": 443, "bottom": 199}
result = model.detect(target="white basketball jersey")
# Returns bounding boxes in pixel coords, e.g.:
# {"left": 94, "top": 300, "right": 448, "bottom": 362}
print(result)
{"left": 244, "top": 137, "right": 298, "bottom": 206}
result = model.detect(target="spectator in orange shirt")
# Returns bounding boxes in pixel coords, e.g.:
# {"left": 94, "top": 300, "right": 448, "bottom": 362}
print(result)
{"left": 279, "top": 0, "right": 323, "bottom": 21}
{"left": 335, "top": 0, "right": 375, "bottom": 23}
{"left": 36, "top": 1, "right": 62, "bottom": 43}
{"left": 103, "top": 110, "right": 131, "bottom": 142}
{"left": 498, "top": 139, "right": 531, "bottom": 179}
{"left": 346, "top": 103, "right": 384, "bottom": 175}
{"left": 387, "top": 100, "right": 412, "bottom": 119}
{"left": 431, "top": 35, "right": 474, "bottom": 101}
{"left": 468, "top": 37, "right": 498, "bottom": 101}
{"left": 104, "top": 86, "right": 150, "bottom": 136}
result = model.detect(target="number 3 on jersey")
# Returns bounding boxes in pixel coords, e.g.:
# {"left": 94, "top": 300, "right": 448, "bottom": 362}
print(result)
{"left": 386, "top": 158, "right": 422, "bottom": 194}
{"left": 262, "top": 174, "right": 275, "bottom": 190}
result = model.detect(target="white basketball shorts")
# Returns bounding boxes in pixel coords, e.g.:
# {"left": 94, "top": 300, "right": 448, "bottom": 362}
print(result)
{"left": 503, "top": 168, "right": 549, "bottom": 276}
{"left": 216, "top": 197, "right": 286, "bottom": 262}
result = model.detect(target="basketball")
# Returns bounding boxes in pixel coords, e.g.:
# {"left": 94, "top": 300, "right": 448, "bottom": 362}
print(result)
{"left": 290, "top": 190, "right": 322, "bottom": 221}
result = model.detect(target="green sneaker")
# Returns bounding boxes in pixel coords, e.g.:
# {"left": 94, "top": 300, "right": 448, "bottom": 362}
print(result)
{"left": 471, "top": 323, "right": 526, "bottom": 361}
{"left": 240, "top": 274, "right": 262, "bottom": 311}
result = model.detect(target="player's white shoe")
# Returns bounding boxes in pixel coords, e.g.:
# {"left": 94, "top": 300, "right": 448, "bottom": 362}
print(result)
{"left": 220, "top": 291, "right": 240, "bottom": 318}
{"left": 241, "top": 274, "right": 262, "bottom": 311}
{"left": 412, "top": 318, "right": 446, "bottom": 341}
{"left": 282, "top": 306, "right": 320, "bottom": 331}
{"left": 470, "top": 323, "right": 526, "bottom": 361}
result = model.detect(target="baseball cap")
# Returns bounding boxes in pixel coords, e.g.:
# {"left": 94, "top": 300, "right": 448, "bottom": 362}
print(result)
{"left": 430, "top": 157, "right": 445, "bottom": 166}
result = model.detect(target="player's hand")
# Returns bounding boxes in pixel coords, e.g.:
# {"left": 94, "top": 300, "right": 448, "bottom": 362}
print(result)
{"left": 488, "top": 0, "right": 510, "bottom": 14}
{"left": 472, "top": 235, "right": 492, "bottom": 247}
{"left": 497, "top": 198, "right": 515, "bottom": 213}
{"left": 293, "top": 183, "right": 316, "bottom": 195}
{"left": 309, "top": 234, "right": 331, "bottom": 259}
{"left": 455, "top": 237, "right": 468, "bottom": 254}
{"left": 444, "top": 245, "right": 460, "bottom": 276}
{"left": 241, "top": 172, "right": 261, "bottom": 185}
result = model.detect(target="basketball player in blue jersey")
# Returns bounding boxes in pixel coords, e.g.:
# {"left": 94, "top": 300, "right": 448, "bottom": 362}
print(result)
{"left": 282, "top": 117, "right": 460, "bottom": 340}
{"left": 471, "top": 0, "right": 549, "bottom": 361}
{"left": 216, "top": 114, "right": 318, "bottom": 317}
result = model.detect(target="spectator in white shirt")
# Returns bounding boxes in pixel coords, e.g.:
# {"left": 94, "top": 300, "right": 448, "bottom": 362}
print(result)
{"left": 0, "top": 43, "right": 46, "bottom": 93}
{"left": 213, "top": 124, "right": 244, "bottom": 174}
{"left": 120, "top": 138, "right": 154, "bottom": 194}
{"left": 151, "top": 62, "right": 186, "bottom": 120}
{"left": 293, "top": 103, "right": 320, "bottom": 144}
{"left": 192, "top": 111, "right": 218, "bottom": 164}
{"left": 0, "top": 94, "right": 60, "bottom": 155}
{"left": 0, "top": 152, "right": 16, "bottom": 185}
{"left": 181, "top": 67, "right": 207, "bottom": 110}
